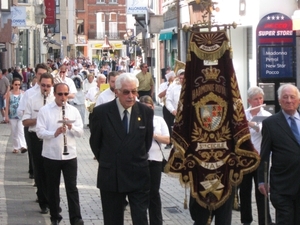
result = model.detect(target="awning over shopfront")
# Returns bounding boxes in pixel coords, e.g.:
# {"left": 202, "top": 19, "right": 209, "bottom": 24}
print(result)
{"left": 159, "top": 27, "right": 177, "bottom": 41}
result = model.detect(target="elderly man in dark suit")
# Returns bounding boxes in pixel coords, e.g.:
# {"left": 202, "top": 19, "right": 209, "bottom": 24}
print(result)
{"left": 258, "top": 83, "right": 300, "bottom": 225}
{"left": 89, "top": 73, "right": 154, "bottom": 225}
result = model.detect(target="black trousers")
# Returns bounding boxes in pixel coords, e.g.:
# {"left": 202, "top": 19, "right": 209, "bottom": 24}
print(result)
{"left": 43, "top": 157, "right": 82, "bottom": 225}
{"left": 29, "top": 132, "right": 48, "bottom": 209}
{"left": 162, "top": 105, "right": 175, "bottom": 142}
{"left": 100, "top": 187, "right": 149, "bottom": 225}
{"left": 148, "top": 160, "right": 163, "bottom": 225}
{"left": 240, "top": 170, "right": 272, "bottom": 225}
{"left": 270, "top": 191, "right": 300, "bottom": 225}
{"left": 189, "top": 191, "right": 234, "bottom": 225}
{"left": 24, "top": 126, "right": 34, "bottom": 176}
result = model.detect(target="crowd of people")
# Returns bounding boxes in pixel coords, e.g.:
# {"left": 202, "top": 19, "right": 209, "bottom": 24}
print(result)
{"left": 0, "top": 56, "right": 299, "bottom": 225}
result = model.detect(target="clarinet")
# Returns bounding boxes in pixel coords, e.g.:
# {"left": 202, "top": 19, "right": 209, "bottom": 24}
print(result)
{"left": 44, "top": 91, "right": 47, "bottom": 105}
{"left": 62, "top": 101, "right": 69, "bottom": 155}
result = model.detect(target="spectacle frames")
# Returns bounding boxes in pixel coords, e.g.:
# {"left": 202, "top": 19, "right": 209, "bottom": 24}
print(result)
{"left": 41, "top": 84, "right": 52, "bottom": 88}
{"left": 120, "top": 89, "right": 138, "bottom": 95}
{"left": 57, "top": 92, "right": 69, "bottom": 96}
{"left": 60, "top": 71, "right": 66, "bottom": 73}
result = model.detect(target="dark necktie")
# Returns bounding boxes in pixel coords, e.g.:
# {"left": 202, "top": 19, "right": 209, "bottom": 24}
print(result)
{"left": 123, "top": 110, "right": 128, "bottom": 133}
{"left": 289, "top": 117, "right": 300, "bottom": 143}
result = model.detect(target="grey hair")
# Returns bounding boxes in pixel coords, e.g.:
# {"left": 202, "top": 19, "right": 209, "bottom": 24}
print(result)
{"left": 277, "top": 83, "right": 300, "bottom": 100}
{"left": 247, "top": 86, "right": 264, "bottom": 99}
{"left": 97, "top": 74, "right": 106, "bottom": 81}
{"left": 115, "top": 73, "right": 139, "bottom": 90}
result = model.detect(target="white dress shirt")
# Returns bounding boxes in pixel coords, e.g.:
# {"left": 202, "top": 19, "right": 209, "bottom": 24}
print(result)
{"left": 95, "top": 88, "right": 115, "bottom": 106}
{"left": 148, "top": 115, "right": 169, "bottom": 161}
{"left": 166, "top": 83, "right": 182, "bottom": 114}
{"left": 63, "top": 77, "right": 77, "bottom": 95}
{"left": 85, "top": 86, "right": 100, "bottom": 102}
{"left": 22, "top": 91, "right": 55, "bottom": 132}
{"left": 17, "top": 84, "right": 40, "bottom": 117}
{"left": 83, "top": 79, "right": 97, "bottom": 94}
{"left": 245, "top": 107, "right": 272, "bottom": 154}
{"left": 36, "top": 101, "right": 83, "bottom": 160}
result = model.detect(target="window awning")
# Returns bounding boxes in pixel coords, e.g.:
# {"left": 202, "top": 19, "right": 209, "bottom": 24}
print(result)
{"left": 159, "top": 27, "right": 177, "bottom": 41}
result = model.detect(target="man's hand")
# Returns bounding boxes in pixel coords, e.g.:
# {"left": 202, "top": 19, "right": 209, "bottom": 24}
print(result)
{"left": 258, "top": 183, "right": 269, "bottom": 197}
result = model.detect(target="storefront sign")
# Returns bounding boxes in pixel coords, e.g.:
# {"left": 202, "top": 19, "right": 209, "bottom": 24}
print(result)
{"left": 259, "top": 46, "right": 294, "bottom": 79}
{"left": 11, "top": 7, "right": 26, "bottom": 27}
{"left": 93, "top": 43, "right": 123, "bottom": 49}
{"left": 126, "top": 0, "right": 147, "bottom": 14}
{"left": 257, "top": 12, "right": 295, "bottom": 79}
{"left": 257, "top": 12, "right": 295, "bottom": 45}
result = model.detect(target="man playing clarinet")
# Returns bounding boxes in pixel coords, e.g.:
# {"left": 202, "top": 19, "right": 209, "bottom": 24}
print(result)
{"left": 36, "top": 83, "right": 84, "bottom": 225}
{"left": 22, "top": 72, "right": 55, "bottom": 214}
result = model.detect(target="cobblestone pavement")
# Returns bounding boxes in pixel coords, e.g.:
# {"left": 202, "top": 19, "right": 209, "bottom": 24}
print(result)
{"left": 0, "top": 106, "right": 275, "bottom": 224}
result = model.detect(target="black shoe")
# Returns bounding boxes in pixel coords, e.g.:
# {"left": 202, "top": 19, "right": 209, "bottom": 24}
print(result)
{"left": 29, "top": 174, "right": 34, "bottom": 179}
{"left": 21, "top": 148, "right": 27, "bottom": 153}
{"left": 40, "top": 207, "right": 49, "bottom": 214}
{"left": 51, "top": 220, "right": 59, "bottom": 225}
{"left": 74, "top": 218, "right": 84, "bottom": 225}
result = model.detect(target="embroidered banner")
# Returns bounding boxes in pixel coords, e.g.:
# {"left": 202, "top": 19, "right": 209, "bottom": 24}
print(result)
{"left": 166, "top": 31, "right": 260, "bottom": 210}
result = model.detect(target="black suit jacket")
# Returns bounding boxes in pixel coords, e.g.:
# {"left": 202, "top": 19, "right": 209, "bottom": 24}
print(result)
{"left": 258, "top": 110, "right": 300, "bottom": 196}
{"left": 89, "top": 99, "right": 154, "bottom": 192}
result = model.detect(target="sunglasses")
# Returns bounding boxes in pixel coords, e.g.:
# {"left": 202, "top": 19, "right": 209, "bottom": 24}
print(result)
{"left": 57, "top": 92, "right": 69, "bottom": 96}
{"left": 60, "top": 71, "right": 66, "bottom": 73}
{"left": 41, "top": 84, "right": 52, "bottom": 88}
{"left": 120, "top": 89, "right": 138, "bottom": 95}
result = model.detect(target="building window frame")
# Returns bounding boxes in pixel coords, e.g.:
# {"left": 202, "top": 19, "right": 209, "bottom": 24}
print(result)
{"left": 49, "top": 19, "right": 60, "bottom": 33}
{"left": 56, "top": 0, "right": 60, "bottom": 14}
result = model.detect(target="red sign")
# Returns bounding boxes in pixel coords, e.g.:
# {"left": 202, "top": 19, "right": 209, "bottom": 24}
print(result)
{"left": 44, "top": 0, "right": 56, "bottom": 25}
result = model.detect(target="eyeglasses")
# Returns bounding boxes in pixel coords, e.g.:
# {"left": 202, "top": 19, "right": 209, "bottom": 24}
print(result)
{"left": 57, "top": 92, "right": 69, "bottom": 96}
{"left": 60, "top": 71, "right": 66, "bottom": 73}
{"left": 119, "top": 89, "right": 138, "bottom": 95}
{"left": 41, "top": 84, "right": 52, "bottom": 88}
{"left": 14, "top": 84, "right": 21, "bottom": 86}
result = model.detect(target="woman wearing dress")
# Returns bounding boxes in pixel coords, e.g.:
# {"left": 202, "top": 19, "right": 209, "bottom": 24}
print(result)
{"left": 4, "top": 78, "right": 27, "bottom": 153}
{"left": 139, "top": 95, "right": 170, "bottom": 225}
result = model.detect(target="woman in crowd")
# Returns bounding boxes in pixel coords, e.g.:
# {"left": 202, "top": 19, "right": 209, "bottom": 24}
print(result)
{"left": 4, "top": 78, "right": 27, "bottom": 153}
{"left": 139, "top": 95, "right": 170, "bottom": 225}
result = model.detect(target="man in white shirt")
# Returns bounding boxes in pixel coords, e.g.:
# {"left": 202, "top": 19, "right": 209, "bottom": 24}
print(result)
{"left": 95, "top": 71, "right": 118, "bottom": 107}
{"left": 70, "top": 73, "right": 85, "bottom": 124}
{"left": 22, "top": 73, "right": 55, "bottom": 215}
{"left": 36, "top": 83, "right": 84, "bottom": 225}
{"left": 158, "top": 70, "right": 176, "bottom": 149}
{"left": 85, "top": 74, "right": 106, "bottom": 102}
{"left": 166, "top": 70, "right": 185, "bottom": 117}
{"left": 57, "top": 65, "right": 77, "bottom": 100}
{"left": 17, "top": 63, "right": 49, "bottom": 179}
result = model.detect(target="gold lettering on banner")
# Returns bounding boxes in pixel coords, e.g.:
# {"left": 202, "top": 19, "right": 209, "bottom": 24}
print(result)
{"left": 192, "top": 84, "right": 227, "bottom": 101}
{"left": 195, "top": 142, "right": 228, "bottom": 151}
{"left": 201, "top": 160, "right": 224, "bottom": 170}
